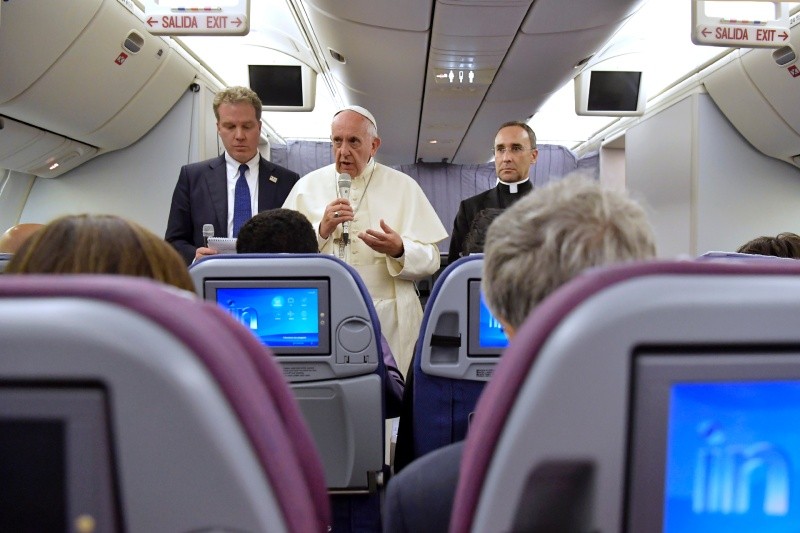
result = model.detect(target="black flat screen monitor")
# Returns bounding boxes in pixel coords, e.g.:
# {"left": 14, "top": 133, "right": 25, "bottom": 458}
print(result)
{"left": 248, "top": 64, "right": 317, "bottom": 111}
{"left": 467, "top": 279, "right": 508, "bottom": 357}
{"left": 0, "top": 386, "right": 118, "bottom": 532}
{"left": 627, "top": 350, "right": 800, "bottom": 532}
{"left": 249, "top": 65, "right": 303, "bottom": 107}
{"left": 588, "top": 70, "right": 642, "bottom": 112}
{"left": 205, "top": 278, "right": 331, "bottom": 355}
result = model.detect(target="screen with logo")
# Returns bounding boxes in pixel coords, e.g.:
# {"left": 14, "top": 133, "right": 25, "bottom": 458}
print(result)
{"left": 627, "top": 352, "right": 800, "bottom": 533}
{"left": 205, "top": 278, "right": 331, "bottom": 355}
{"left": 663, "top": 380, "right": 800, "bottom": 531}
{"left": 467, "top": 279, "right": 508, "bottom": 356}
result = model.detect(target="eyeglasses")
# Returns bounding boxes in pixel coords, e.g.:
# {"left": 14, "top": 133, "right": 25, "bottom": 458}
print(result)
{"left": 493, "top": 146, "right": 531, "bottom": 155}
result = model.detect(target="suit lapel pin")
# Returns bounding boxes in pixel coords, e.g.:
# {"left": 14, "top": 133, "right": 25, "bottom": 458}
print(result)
{"left": 269, "top": 175, "right": 278, "bottom": 183}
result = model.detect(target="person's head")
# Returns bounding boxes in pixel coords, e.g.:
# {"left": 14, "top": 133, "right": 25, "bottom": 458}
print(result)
{"left": 331, "top": 106, "right": 381, "bottom": 177}
{"left": 483, "top": 173, "right": 656, "bottom": 338}
{"left": 213, "top": 86, "right": 263, "bottom": 164}
{"left": 6, "top": 214, "right": 194, "bottom": 291}
{"left": 462, "top": 208, "right": 504, "bottom": 257}
{"left": 494, "top": 121, "right": 538, "bottom": 184}
{"left": 0, "top": 223, "right": 45, "bottom": 254}
{"left": 737, "top": 232, "right": 800, "bottom": 259}
{"left": 236, "top": 208, "right": 318, "bottom": 254}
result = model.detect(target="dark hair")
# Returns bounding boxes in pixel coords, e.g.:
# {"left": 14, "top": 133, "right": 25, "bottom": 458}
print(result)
{"left": 6, "top": 214, "right": 194, "bottom": 291}
{"left": 737, "top": 232, "right": 800, "bottom": 259}
{"left": 497, "top": 121, "right": 537, "bottom": 147}
{"left": 236, "top": 209, "right": 319, "bottom": 254}
{"left": 463, "top": 208, "right": 504, "bottom": 256}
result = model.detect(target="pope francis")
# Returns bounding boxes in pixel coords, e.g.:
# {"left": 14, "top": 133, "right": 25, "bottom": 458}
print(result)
{"left": 283, "top": 105, "right": 447, "bottom": 375}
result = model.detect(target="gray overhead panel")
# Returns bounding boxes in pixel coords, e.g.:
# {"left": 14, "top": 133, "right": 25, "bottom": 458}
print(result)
{"left": 416, "top": 0, "right": 646, "bottom": 164}
{"left": 416, "top": 0, "right": 530, "bottom": 164}
{"left": 301, "top": 0, "right": 433, "bottom": 167}
{"left": 0, "top": 0, "right": 196, "bottom": 177}
{"left": 455, "top": 0, "right": 643, "bottom": 163}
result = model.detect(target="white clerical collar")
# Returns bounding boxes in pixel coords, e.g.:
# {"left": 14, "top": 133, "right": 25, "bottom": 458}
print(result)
{"left": 495, "top": 176, "right": 530, "bottom": 194}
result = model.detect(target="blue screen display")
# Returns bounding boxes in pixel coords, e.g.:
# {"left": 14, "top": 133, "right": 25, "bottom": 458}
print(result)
{"left": 664, "top": 381, "right": 800, "bottom": 532}
{"left": 216, "top": 287, "right": 320, "bottom": 347}
{"left": 478, "top": 291, "right": 508, "bottom": 349}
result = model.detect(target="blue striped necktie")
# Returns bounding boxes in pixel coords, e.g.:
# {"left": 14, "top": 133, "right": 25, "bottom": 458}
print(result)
{"left": 232, "top": 163, "right": 252, "bottom": 237}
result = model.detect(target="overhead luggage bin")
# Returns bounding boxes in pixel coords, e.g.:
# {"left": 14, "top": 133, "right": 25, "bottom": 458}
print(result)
{"left": 0, "top": 0, "right": 196, "bottom": 175}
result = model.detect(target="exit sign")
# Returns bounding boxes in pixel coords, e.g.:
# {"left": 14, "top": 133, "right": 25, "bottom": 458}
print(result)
{"left": 143, "top": 0, "right": 250, "bottom": 36}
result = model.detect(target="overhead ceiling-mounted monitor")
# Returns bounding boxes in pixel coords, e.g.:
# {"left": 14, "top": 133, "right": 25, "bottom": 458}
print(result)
{"left": 574, "top": 69, "right": 645, "bottom": 117}
{"left": 248, "top": 64, "right": 316, "bottom": 112}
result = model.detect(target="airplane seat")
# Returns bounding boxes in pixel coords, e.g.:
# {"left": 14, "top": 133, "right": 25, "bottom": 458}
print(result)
{"left": 450, "top": 259, "right": 800, "bottom": 533}
{"left": 0, "top": 253, "right": 11, "bottom": 273}
{"left": 415, "top": 251, "right": 449, "bottom": 309}
{"left": 0, "top": 275, "right": 330, "bottom": 533}
{"left": 698, "top": 250, "right": 799, "bottom": 262}
{"left": 408, "top": 254, "right": 503, "bottom": 464}
{"left": 189, "top": 254, "right": 388, "bottom": 528}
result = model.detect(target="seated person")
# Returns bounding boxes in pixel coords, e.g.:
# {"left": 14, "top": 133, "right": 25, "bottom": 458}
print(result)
{"left": 236, "top": 208, "right": 404, "bottom": 417}
{"left": 236, "top": 207, "right": 319, "bottom": 254}
{"left": 0, "top": 223, "right": 45, "bottom": 254}
{"left": 6, "top": 214, "right": 194, "bottom": 292}
{"left": 383, "top": 174, "right": 657, "bottom": 533}
{"left": 737, "top": 232, "right": 800, "bottom": 259}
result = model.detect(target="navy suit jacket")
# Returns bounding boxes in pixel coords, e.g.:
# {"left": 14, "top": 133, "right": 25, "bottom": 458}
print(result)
{"left": 165, "top": 154, "right": 299, "bottom": 264}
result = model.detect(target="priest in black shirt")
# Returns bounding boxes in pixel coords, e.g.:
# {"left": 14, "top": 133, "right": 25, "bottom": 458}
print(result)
{"left": 447, "top": 121, "right": 538, "bottom": 261}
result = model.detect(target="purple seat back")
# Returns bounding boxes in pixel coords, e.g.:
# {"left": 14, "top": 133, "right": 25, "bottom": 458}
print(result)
{"left": 451, "top": 259, "right": 800, "bottom": 532}
{"left": 0, "top": 275, "right": 330, "bottom": 532}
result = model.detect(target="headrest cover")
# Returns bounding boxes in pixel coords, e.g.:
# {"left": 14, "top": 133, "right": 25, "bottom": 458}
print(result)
{"left": 334, "top": 105, "right": 378, "bottom": 132}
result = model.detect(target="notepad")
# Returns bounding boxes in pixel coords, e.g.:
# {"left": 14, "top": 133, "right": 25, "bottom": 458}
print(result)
{"left": 207, "top": 237, "right": 238, "bottom": 254}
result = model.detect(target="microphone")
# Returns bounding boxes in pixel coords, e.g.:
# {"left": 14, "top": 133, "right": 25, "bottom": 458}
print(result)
{"left": 202, "top": 224, "right": 214, "bottom": 248}
{"left": 337, "top": 173, "right": 352, "bottom": 245}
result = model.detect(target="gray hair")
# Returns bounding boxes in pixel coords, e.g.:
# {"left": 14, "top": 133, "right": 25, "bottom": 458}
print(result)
{"left": 482, "top": 173, "right": 656, "bottom": 330}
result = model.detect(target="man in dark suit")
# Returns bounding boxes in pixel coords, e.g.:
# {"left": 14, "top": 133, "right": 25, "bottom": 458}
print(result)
{"left": 447, "top": 121, "right": 538, "bottom": 261}
{"left": 165, "top": 86, "right": 299, "bottom": 265}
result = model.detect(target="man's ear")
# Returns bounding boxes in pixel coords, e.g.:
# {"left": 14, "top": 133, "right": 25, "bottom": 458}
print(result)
{"left": 499, "top": 317, "right": 516, "bottom": 341}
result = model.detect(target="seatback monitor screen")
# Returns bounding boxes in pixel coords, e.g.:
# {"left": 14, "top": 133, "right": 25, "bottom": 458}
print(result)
{"left": 627, "top": 353, "right": 800, "bottom": 533}
{"left": 664, "top": 380, "right": 800, "bottom": 532}
{"left": 205, "top": 278, "right": 331, "bottom": 355}
{"left": 467, "top": 279, "right": 508, "bottom": 356}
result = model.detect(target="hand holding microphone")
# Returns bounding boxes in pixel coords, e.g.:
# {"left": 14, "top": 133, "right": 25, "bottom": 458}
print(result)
{"left": 194, "top": 223, "right": 218, "bottom": 263}
{"left": 337, "top": 173, "right": 352, "bottom": 245}
{"left": 202, "top": 224, "right": 214, "bottom": 248}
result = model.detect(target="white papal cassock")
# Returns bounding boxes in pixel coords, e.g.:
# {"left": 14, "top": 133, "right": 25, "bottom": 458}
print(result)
{"left": 283, "top": 158, "right": 448, "bottom": 375}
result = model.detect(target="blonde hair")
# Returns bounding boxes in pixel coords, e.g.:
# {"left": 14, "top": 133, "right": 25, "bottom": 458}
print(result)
{"left": 7, "top": 214, "right": 194, "bottom": 292}
{"left": 213, "top": 86, "right": 262, "bottom": 121}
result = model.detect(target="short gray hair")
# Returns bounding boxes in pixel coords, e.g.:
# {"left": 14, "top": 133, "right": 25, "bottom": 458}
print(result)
{"left": 482, "top": 173, "right": 656, "bottom": 330}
